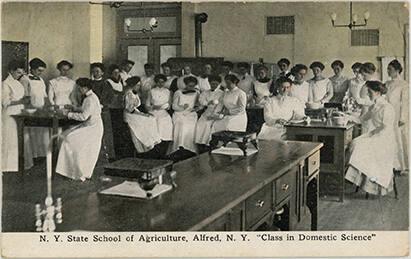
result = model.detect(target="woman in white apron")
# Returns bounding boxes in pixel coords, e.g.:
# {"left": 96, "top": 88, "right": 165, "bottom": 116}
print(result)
{"left": 385, "top": 60, "right": 409, "bottom": 172}
{"left": 259, "top": 77, "right": 305, "bottom": 140}
{"left": 195, "top": 75, "right": 225, "bottom": 146}
{"left": 252, "top": 65, "right": 273, "bottom": 105}
{"left": 171, "top": 76, "right": 200, "bottom": 153}
{"left": 329, "top": 60, "right": 349, "bottom": 103}
{"left": 161, "top": 62, "right": 178, "bottom": 90}
{"left": 197, "top": 63, "right": 213, "bottom": 92}
{"left": 345, "top": 62, "right": 365, "bottom": 102}
{"left": 123, "top": 76, "right": 161, "bottom": 153}
{"left": 2, "top": 60, "right": 33, "bottom": 172}
{"left": 56, "top": 78, "right": 103, "bottom": 181}
{"left": 290, "top": 64, "right": 309, "bottom": 106}
{"left": 48, "top": 60, "right": 78, "bottom": 107}
{"left": 307, "top": 61, "right": 334, "bottom": 106}
{"left": 357, "top": 62, "right": 379, "bottom": 134}
{"left": 104, "top": 64, "right": 124, "bottom": 109}
{"left": 22, "top": 58, "right": 50, "bottom": 158}
{"left": 345, "top": 81, "right": 396, "bottom": 196}
{"left": 140, "top": 63, "right": 156, "bottom": 105}
{"left": 214, "top": 74, "right": 248, "bottom": 132}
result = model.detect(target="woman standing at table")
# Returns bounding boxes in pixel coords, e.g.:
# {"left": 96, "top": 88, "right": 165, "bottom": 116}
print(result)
{"left": 357, "top": 62, "right": 378, "bottom": 134}
{"left": 123, "top": 76, "right": 161, "bottom": 153}
{"left": 252, "top": 65, "right": 273, "bottom": 105}
{"left": 146, "top": 74, "right": 173, "bottom": 156}
{"left": 258, "top": 77, "right": 305, "bottom": 140}
{"left": 21, "top": 58, "right": 49, "bottom": 158}
{"left": 307, "top": 61, "right": 334, "bottom": 106}
{"left": 48, "top": 60, "right": 78, "bottom": 107}
{"left": 214, "top": 74, "right": 248, "bottom": 132}
{"left": 171, "top": 76, "right": 200, "bottom": 154}
{"left": 2, "top": 60, "right": 33, "bottom": 172}
{"left": 56, "top": 78, "right": 103, "bottom": 181}
{"left": 290, "top": 64, "right": 309, "bottom": 106}
{"left": 104, "top": 64, "right": 124, "bottom": 109}
{"left": 345, "top": 81, "right": 396, "bottom": 196}
{"left": 195, "top": 75, "right": 225, "bottom": 148}
{"left": 329, "top": 60, "right": 349, "bottom": 103}
{"left": 385, "top": 60, "right": 409, "bottom": 173}
{"left": 345, "top": 62, "right": 365, "bottom": 102}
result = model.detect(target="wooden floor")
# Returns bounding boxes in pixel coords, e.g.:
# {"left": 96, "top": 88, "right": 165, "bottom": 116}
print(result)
{"left": 318, "top": 174, "right": 409, "bottom": 231}
{"left": 2, "top": 158, "right": 409, "bottom": 232}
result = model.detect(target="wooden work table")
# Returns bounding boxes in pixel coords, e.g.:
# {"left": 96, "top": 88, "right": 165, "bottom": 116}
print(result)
{"left": 47, "top": 140, "right": 321, "bottom": 232}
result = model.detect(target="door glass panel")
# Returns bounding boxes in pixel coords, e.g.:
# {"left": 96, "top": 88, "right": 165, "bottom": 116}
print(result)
{"left": 160, "top": 45, "right": 177, "bottom": 65}
{"left": 124, "top": 17, "right": 177, "bottom": 33}
{"left": 128, "top": 45, "right": 148, "bottom": 76}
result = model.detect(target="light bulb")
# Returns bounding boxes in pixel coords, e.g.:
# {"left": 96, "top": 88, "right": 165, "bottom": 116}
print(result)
{"left": 330, "top": 12, "right": 337, "bottom": 21}
{"left": 364, "top": 11, "right": 370, "bottom": 20}
{"left": 149, "top": 17, "right": 158, "bottom": 28}
{"left": 352, "top": 14, "right": 358, "bottom": 23}
{"left": 124, "top": 18, "right": 131, "bottom": 27}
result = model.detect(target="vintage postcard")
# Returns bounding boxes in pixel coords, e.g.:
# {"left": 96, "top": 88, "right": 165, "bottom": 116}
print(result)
{"left": 0, "top": 0, "right": 409, "bottom": 258}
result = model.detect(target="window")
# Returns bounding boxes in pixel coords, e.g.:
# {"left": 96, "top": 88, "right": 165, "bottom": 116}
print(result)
{"left": 266, "top": 16, "right": 295, "bottom": 35}
{"left": 351, "top": 29, "right": 379, "bottom": 46}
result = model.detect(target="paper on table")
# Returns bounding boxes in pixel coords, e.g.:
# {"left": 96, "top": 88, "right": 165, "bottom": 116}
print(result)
{"left": 211, "top": 146, "right": 258, "bottom": 156}
{"left": 99, "top": 181, "right": 172, "bottom": 199}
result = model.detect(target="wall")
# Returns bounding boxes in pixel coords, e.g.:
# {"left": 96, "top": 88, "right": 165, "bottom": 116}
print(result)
{"left": 1, "top": 2, "right": 91, "bottom": 80}
{"left": 181, "top": 2, "right": 409, "bottom": 78}
{"left": 102, "top": 5, "right": 118, "bottom": 65}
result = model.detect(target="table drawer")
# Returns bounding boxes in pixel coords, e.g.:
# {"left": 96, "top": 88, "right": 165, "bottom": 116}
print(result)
{"left": 245, "top": 184, "right": 272, "bottom": 229}
{"left": 275, "top": 171, "right": 295, "bottom": 204}
{"left": 307, "top": 151, "right": 320, "bottom": 176}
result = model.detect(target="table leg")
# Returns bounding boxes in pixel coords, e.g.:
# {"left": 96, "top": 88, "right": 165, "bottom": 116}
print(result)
{"left": 251, "top": 139, "right": 259, "bottom": 150}
{"left": 237, "top": 140, "right": 247, "bottom": 156}
{"left": 52, "top": 118, "right": 59, "bottom": 174}
{"left": 340, "top": 171, "right": 345, "bottom": 202}
{"left": 17, "top": 119, "right": 25, "bottom": 174}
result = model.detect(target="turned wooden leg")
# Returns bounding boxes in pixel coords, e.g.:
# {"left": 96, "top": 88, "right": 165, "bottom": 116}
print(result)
{"left": 393, "top": 174, "right": 399, "bottom": 200}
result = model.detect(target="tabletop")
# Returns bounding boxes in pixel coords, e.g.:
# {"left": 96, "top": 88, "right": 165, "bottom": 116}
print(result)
{"left": 285, "top": 120, "right": 356, "bottom": 130}
{"left": 56, "top": 140, "right": 322, "bottom": 232}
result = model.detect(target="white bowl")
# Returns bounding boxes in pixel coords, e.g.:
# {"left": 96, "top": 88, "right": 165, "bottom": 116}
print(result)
{"left": 306, "top": 102, "right": 322, "bottom": 110}
{"left": 332, "top": 116, "right": 347, "bottom": 126}
{"left": 25, "top": 108, "right": 37, "bottom": 114}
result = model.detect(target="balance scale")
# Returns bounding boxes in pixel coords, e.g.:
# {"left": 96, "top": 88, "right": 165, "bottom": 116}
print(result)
{"left": 99, "top": 158, "right": 176, "bottom": 200}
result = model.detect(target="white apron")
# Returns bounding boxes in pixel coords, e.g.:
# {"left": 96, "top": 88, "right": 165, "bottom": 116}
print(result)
{"left": 385, "top": 78, "right": 408, "bottom": 171}
{"left": 123, "top": 90, "right": 161, "bottom": 153}
{"left": 214, "top": 87, "right": 247, "bottom": 132}
{"left": 26, "top": 75, "right": 49, "bottom": 158}
{"left": 171, "top": 91, "right": 198, "bottom": 153}
{"left": 56, "top": 91, "right": 103, "bottom": 180}
{"left": 345, "top": 97, "right": 396, "bottom": 190}
{"left": 258, "top": 95, "right": 305, "bottom": 140}
{"left": 253, "top": 79, "right": 271, "bottom": 105}
{"left": 2, "top": 74, "right": 34, "bottom": 171}
{"left": 195, "top": 89, "right": 224, "bottom": 145}
{"left": 148, "top": 87, "right": 173, "bottom": 141}
{"left": 48, "top": 76, "right": 77, "bottom": 106}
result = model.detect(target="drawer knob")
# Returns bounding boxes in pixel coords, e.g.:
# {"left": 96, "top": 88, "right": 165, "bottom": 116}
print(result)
{"left": 282, "top": 184, "right": 289, "bottom": 191}
{"left": 255, "top": 200, "right": 265, "bottom": 207}
{"left": 312, "top": 160, "right": 317, "bottom": 165}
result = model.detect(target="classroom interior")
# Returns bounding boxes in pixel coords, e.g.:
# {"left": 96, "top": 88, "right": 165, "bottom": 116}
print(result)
{"left": 1, "top": 1, "right": 409, "bottom": 232}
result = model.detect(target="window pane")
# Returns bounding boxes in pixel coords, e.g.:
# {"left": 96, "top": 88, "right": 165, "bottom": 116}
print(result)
{"left": 128, "top": 45, "right": 148, "bottom": 76}
{"left": 160, "top": 45, "right": 177, "bottom": 65}
{"left": 124, "top": 17, "right": 177, "bottom": 33}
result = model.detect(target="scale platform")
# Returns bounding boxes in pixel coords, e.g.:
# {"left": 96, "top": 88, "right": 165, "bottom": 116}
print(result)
{"left": 209, "top": 131, "right": 258, "bottom": 156}
{"left": 99, "top": 158, "right": 175, "bottom": 200}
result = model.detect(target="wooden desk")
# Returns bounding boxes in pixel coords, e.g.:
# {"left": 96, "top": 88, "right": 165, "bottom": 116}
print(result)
{"left": 286, "top": 120, "right": 355, "bottom": 202}
{"left": 40, "top": 140, "right": 321, "bottom": 232}
{"left": 12, "top": 111, "right": 80, "bottom": 173}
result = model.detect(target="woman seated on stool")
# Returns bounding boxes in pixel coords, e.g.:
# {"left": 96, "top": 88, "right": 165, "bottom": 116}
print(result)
{"left": 345, "top": 81, "right": 396, "bottom": 196}
{"left": 195, "top": 75, "right": 225, "bottom": 151}
{"left": 214, "top": 74, "right": 248, "bottom": 132}
{"left": 145, "top": 74, "right": 173, "bottom": 157}
{"left": 123, "top": 76, "right": 161, "bottom": 153}
{"left": 56, "top": 78, "right": 104, "bottom": 181}
{"left": 171, "top": 76, "right": 200, "bottom": 154}
{"left": 258, "top": 77, "right": 305, "bottom": 140}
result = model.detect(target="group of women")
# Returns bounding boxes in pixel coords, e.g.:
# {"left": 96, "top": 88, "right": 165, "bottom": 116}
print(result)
{"left": 1, "top": 57, "right": 408, "bottom": 196}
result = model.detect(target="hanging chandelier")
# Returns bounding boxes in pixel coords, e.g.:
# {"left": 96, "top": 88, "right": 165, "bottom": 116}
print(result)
{"left": 330, "top": 2, "right": 370, "bottom": 30}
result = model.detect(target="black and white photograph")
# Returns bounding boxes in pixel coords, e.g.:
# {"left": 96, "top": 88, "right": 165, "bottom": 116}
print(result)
{"left": 1, "top": 0, "right": 409, "bottom": 257}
